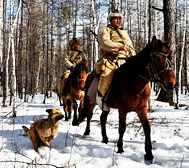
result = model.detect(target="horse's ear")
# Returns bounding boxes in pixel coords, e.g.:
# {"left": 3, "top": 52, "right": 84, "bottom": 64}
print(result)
{"left": 166, "top": 40, "right": 170, "bottom": 47}
{"left": 151, "top": 36, "right": 158, "bottom": 49}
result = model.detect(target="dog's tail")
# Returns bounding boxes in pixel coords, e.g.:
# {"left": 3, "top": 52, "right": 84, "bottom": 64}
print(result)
{"left": 22, "top": 126, "right": 30, "bottom": 136}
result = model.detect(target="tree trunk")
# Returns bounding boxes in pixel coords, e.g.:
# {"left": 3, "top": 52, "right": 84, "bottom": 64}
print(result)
{"left": 11, "top": 0, "right": 22, "bottom": 117}
{"left": 157, "top": 0, "right": 176, "bottom": 104}
{"left": 18, "top": 2, "right": 23, "bottom": 99}
{"left": 175, "top": 0, "right": 187, "bottom": 108}
{"left": 2, "top": 0, "right": 7, "bottom": 106}
{"left": 148, "top": 0, "right": 151, "bottom": 43}
{"left": 43, "top": 2, "right": 49, "bottom": 103}
{"left": 73, "top": 0, "right": 78, "bottom": 38}
{"left": 4, "top": 0, "right": 13, "bottom": 107}
{"left": 144, "top": 0, "right": 148, "bottom": 44}
{"left": 49, "top": 0, "right": 54, "bottom": 97}
{"left": 24, "top": 15, "right": 29, "bottom": 102}
{"left": 91, "top": 0, "right": 101, "bottom": 66}
{"left": 0, "top": 0, "right": 3, "bottom": 96}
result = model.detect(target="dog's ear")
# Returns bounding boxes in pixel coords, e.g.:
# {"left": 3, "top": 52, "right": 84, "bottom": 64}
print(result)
{"left": 46, "top": 109, "right": 52, "bottom": 115}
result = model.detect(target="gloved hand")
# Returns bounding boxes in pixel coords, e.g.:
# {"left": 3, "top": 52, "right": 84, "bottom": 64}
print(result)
{"left": 70, "top": 66, "right": 74, "bottom": 72}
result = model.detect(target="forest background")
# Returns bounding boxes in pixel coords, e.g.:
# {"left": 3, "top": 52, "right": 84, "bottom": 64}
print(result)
{"left": 0, "top": 0, "right": 188, "bottom": 116}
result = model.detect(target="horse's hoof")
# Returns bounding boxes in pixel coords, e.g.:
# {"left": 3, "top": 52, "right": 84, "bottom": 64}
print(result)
{"left": 72, "top": 121, "right": 79, "bottom": 126}
{"left": 144, "top": 154, "right": 154, "bottom": 164}
{"left": 116, "top": 149, "right": 124, "bottom": 154}
{"left": 102, "top": 137, "right": 109, "bottom": 144}
{"left": 65, "top": 118, "right": 68, "bottom": 121}
{"left": 78, "top": 116, "right": 85, "bottom": 124}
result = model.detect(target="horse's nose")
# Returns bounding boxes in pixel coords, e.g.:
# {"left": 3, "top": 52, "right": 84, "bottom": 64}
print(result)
{"left": 79, "top": 81, "right": 85, "bottom": 89}
{"left": 168, "top": 82, "right": 174, "bottom": 89}
{"left": 168, "top": 81, "right": 177, "bottom": 90}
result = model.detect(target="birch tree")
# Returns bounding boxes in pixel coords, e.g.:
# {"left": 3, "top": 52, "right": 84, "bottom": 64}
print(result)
{"left": 121, "top": 0, "right": 127, "bottom": 29}
{"left": 73, "top": 0, "right": 78, "bottom": 38}
{"left": 144, "top": 0, "right": 148, "bottom": 44}
{"left": 0, "top": 0, "right": 2, "bottom": 67}
{"left": 6, "top": 0, "right": 22, "bottom": 116}
{"left": 0, "top": 0, "right": 3, "bottom": 96}
{"left": 175, "top": 0, "right": 187, "bottom": 108}
{"left": 2, "top": 0, "right": 7, "bottom": 107}
{"left": 187, "top": 36, "right": 189, "bottom": 91}
{"left": 91, "top": 0, "right": 101, "bottom": 67}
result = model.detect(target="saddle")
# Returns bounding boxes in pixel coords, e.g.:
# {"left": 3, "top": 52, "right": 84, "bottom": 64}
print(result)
{"left": 87, "top": 70, "right": 122, "bottom": 108}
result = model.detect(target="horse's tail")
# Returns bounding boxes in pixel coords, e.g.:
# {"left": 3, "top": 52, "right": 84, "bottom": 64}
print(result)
{"left": 57, "top": 79, "right": 64, "bottom": 96}
{"left": 57, "top": 78, "right": 65, "bottom": 106}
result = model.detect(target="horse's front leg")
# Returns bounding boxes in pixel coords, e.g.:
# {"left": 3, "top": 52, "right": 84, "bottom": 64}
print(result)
{"left": 67, "top": 99, "right": 72, "bottom": 120}
{"left": 84, "top": 102, "right": 96, "bottom": 135}
{"left": 63, "top": 97, "right": 69, "bottom": 121}
{"left": 72, "top": 99, "right": 78, "bottom": 126}
{"left": 137, "top": 108, "right": 154, "bottom": 163}
{"left": 78, "top": 99, "right": 84, "bottom": 120}
{"left": 117, "top": 108, "right": 127, "bottom": 153}
{"left": 100, "top": 110, "right": 109, "bottom": 143}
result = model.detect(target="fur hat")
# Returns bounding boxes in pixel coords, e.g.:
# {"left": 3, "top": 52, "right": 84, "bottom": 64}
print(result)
{"left": 108, "top": 5, "right": 123, "bottom": 22}
{"left": 68, "top": 37, "right": 83, "bottom": 48}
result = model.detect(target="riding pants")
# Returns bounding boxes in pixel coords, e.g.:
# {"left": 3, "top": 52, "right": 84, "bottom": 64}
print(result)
{"left": 98, "top": 59, "right": 125, "bottom": 97}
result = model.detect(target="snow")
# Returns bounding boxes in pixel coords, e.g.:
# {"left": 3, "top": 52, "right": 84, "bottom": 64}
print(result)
{"left": 0, "top": 91, "right": 189, "bottom": 168}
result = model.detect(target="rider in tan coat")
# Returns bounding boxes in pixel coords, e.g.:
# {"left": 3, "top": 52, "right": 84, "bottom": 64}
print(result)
{"left": 59, "top": 38, "right": 87, "bottom": 99}
{"left": 65, "top": 38, "right": 87, "bottom": 71}
{"left": 96, "top": 9, "right": 136, "bottom": 98}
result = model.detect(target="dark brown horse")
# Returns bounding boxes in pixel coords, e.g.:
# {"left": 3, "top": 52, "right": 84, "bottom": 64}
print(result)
{"left": 62, "top": 61, "right": 88, "bottom": 125}
{"left": 78, "top": 37, "right": 176, "bottom": 163}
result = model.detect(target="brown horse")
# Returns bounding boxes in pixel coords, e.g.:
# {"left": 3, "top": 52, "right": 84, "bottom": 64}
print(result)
{"left": 78, "top": 36, "right": 176, "bottom": 163}
{"left": 63, "top": 61, "right": 88, "bottom": 125}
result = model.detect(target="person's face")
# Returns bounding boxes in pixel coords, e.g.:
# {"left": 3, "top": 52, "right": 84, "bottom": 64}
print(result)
{"left": 73, "top": 44, "right": 81, "bottom": 51}
{"left": 111, "top": 17, "right": 122, "bottom": 29}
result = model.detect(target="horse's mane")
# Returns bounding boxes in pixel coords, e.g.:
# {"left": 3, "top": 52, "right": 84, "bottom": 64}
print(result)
{"left": 114, "top": 43, "right": 151, "bottom": 80}
{"left": 74, "top": 62, "right": 89, "bottom": 74}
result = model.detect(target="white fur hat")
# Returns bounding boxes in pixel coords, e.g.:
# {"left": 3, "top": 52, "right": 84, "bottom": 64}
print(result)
{"left": 108, "top": 7, "right": 123, "bottom": 23}
{"left": 108, "top": 12, "right": 123, "bottom": 19}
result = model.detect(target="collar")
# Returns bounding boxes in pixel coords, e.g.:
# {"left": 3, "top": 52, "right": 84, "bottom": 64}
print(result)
{"left": 107, "top": 25, "right": 123, "bottom": 30}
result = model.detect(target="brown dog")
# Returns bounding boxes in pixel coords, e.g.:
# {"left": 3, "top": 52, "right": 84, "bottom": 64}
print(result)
{"left": 22, "top": 108, "right": 64, "bottom": 156}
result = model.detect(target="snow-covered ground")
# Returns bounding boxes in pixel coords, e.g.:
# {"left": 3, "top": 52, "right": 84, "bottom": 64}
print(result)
{"left": 0, "top": 90, "right": 189, "bottom": 168}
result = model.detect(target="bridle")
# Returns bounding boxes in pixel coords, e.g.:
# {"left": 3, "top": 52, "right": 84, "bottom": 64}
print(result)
{"left": 72, "top": 63, "right": 88, "bottom": 91}
{"left": 149, "top": 47, "right": 172, "bottom": 81}
{"left": 139, "top": 47, "right": 173, "bottom": 85}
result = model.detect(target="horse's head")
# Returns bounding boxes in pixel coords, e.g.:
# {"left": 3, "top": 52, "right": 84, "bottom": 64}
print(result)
{"left": 148, "top": 36, "right": 177, "bottom": 91}
{"left": 73, "top": 61, "right": 89, "bottom": 90}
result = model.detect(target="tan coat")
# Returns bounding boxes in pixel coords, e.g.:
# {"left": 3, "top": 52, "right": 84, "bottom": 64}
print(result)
{"left": 97, "top": 25, "right": 136, "bottom": 97}
{"left": 98, "top": 25, "right": 136, "bottom": 60}
{"left": 65, "top": 50, "right": 87, "bottom": 69}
